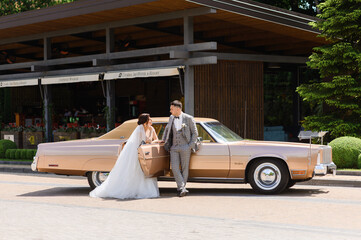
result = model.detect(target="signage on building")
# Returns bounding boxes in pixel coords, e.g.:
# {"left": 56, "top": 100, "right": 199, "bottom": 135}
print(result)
{"left": 104, "top": 67, "right": 180, "bottom": 80}
{"left": 42, "top": 74, "right": 99, "bottom": 85}
{"left": 0, "top": 79, "right": 38, "bottom": 88}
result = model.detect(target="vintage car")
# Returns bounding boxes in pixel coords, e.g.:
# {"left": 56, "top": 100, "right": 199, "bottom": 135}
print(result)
{"left": 31, "top": 117, "right": 336, "bottom": 194}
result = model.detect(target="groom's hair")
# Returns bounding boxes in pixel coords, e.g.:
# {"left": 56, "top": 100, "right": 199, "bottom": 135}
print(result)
{"left": 170, "top": 100, "right": 182, "bottom": 109}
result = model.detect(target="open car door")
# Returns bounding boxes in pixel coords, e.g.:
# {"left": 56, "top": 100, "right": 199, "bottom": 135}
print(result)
{"left": 138, "top": 143, "right": 170, "bottom": 177}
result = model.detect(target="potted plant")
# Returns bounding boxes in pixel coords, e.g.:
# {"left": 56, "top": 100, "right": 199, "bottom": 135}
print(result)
{"left": 79, "top": 124, "right": 107, "bottom": 139}
{"left": 53, "top": 125, "right": 80, "bottom": 142}
{"left": 22, "top": 124, "right": 44, "bottom": 149}
{"left": 1, "top": 123, "right": 23, "bottom": 148}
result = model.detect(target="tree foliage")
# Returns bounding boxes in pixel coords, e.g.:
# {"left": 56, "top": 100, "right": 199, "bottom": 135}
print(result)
{"left": 254, "top": 0, "right": 325, "bottom": 16}
{"left": 0, "top": 0, "right": 76, "bottom": 16}
{"left": 297, "top": 0, "right": 361, "bottom": 138}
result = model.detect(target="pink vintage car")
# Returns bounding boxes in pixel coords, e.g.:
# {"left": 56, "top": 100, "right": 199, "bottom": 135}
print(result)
{"left": 31, "top": 117, "right": 336, "bottom": 194}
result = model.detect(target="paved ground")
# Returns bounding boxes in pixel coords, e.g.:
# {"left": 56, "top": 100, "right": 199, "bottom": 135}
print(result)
{"left": 1, "top": 172, "right": 361, "bottom": 240}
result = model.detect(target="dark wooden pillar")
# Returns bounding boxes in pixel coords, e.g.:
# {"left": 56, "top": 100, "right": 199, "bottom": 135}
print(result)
{"left": 106, "top": 80, "right": 115, "bottom": 131}
{"left": 105, "top": 27, "right": 116, "bottom": 131}
{"left": 43, "top": 37, "right": 53, "bottom": 142}
{"left": 43, "top": 85, "right": 53, "bottom": 142}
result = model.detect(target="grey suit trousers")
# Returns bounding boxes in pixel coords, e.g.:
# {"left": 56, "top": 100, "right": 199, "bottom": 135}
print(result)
{"left": 170, "top": 146, "right": 191, "bottom": 190}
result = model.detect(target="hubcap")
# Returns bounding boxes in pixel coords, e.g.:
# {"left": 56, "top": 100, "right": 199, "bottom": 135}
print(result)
{"left": 254, "top": 163, "right": 281, "bottom": 191}
{"left": 91, "top": 171, "right": 109, "bottom": 187}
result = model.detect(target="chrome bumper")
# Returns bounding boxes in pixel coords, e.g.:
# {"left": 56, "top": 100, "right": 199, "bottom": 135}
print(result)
{"left": 314, "top": 162, "right": 337, "bottom": 176}
{"left": 31, "top": 156, "right": 38, "bottom": 172}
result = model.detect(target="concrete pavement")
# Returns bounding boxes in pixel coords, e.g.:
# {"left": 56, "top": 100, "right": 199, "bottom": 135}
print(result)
{"left": 1, "top": 161, "right": 361, "bottom": 188}
{"left": 1, "top": 173, "right": 361, "bottom": 240}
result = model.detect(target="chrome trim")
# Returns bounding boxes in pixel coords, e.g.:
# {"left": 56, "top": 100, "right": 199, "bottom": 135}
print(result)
{"left": 254, "top": 162, "right": 281, "bottom": 190}
{"left": 91, "top": 171, "right": 109, "bottom": 187}
{"left": 158, "top": 176, "right": 245, "bottom": 183}
{"left": 31, "top": 156, "right": 38, "bottom": 172}
{"left": 314, "top": 162, "right": 337, "bottom": 176}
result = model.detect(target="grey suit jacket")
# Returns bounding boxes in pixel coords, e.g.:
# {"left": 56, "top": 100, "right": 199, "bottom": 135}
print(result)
{"left": 162, "top": 113, "right": 198, "bottom": 152}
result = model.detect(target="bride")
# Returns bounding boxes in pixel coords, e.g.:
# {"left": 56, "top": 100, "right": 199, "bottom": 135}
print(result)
{"left": 89, "top": 113, "right": 159, "bottom": 199}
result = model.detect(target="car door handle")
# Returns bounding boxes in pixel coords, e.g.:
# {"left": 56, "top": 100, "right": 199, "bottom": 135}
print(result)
{"left": 145, "top": 152, "right": 150, "bottom": 155}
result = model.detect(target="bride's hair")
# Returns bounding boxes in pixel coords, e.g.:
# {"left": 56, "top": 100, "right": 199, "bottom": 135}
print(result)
{"left": 137, "top": 113, "right": 150, "bottom": 125}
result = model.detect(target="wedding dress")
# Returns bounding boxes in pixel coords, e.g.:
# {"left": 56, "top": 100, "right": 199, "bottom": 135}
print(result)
{"left": 89, "top": 125, "right": 159, "bottom": 199}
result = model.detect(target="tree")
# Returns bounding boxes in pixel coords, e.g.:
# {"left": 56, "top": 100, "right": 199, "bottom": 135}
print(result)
{"left": 297, "top": 0, "right": 361, "bottom": 139}
{"left": 254, "top": 0, "right": 325, "bottom": 16}
{"left": 0, "top": 0, "right": 76, "bottom": 16}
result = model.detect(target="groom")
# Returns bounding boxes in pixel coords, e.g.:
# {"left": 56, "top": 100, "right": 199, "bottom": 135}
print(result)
{"left": 163, "top": 100, "right": 198, "bottom": 197}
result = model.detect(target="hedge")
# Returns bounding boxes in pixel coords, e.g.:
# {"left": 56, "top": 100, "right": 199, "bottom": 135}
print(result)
{"left": 0, "top": 139, "right": 17, "bottom": 158}
{"left": 4, "top": 149, "right": 36, "bottom": 160}
{"left": 329, "top": 136, "right": 361, "bottom": 169}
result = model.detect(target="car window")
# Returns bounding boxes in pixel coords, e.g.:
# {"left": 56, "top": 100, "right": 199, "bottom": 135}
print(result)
{"left": 153, "top": 123, "right": 167, "bottom": 139}
{"left": 153, "top": 123, "right": 215, "bottom": 143}
{"left": 204, "top": 122, "right": 243, "bottom": 143}
{"left": 196, "top": 124, "right": 215, "bottom": 143}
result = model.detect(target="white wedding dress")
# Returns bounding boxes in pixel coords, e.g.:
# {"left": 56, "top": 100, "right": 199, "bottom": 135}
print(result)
{"left": 89, "top": 125, "right": 159, "bottom": 199}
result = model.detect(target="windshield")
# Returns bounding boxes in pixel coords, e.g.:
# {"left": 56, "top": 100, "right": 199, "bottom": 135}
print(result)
{"left": 204, "top": 122, "right": 243, "bottom": 143}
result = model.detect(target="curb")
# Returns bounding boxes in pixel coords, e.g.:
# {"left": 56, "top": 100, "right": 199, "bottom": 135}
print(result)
{"left": 298, "top": 179, "right": 361, "bottom": 188}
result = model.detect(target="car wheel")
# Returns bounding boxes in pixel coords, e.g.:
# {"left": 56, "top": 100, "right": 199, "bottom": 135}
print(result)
{"left": 286, "top": 179, "right": 296, "bottom": 189}
{"left": 87, "top": 171, "right": 109, "bottom": 189}
{"left": 248, "top": 159, "right": 289, "bottom": 194}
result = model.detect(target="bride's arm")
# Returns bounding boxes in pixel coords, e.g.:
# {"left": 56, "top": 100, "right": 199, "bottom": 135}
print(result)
{"left": 151, "top": 126, "right": 159, "bottom": 143}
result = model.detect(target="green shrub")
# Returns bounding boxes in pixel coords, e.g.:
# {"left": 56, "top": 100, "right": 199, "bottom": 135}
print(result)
{"left": 20, "top": 149, "right": 27, "bottom": 159}
{"left": 5, "top": 149, "right": 10, "bottom": 159}
{"left": 26, "top": 149, "right": 36, "bottom": 160}
{"left": 329, "top": 136, "right": 361, "bottom": 169}
{"left": 14, "top": 149, "right": 21, "bottom": 159}
{"left": 9, "top": 149, "right": 16, "bottom": 159}
{"left": 0, "top": 139, "right": 17, "bottom": 158}
{"left": 358, "top": 154, "right": 361, "bottom": 169}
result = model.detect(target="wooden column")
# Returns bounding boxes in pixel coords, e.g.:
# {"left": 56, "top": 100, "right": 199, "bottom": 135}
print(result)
{"left": 106, "top": 80, "right": 115, "bottom": 132}
{"left": 184, "top": 16, "right": 194, "bottom": 115}
{"left": 43, "top": 37, "right": 53, "bottom": 142}
{"left": 43, "top": 85, "right": 53, "bottom": 142}
{"left": 106, "top": 28, "right": 116, "bottom": 131}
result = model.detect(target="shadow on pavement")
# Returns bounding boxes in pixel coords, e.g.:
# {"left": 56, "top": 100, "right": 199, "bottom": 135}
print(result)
{"left": 160, "top": 187, "right": 329, "bottom": 197}
{"left": 17, "top": 186, "right": 329, "bottom": 198}
{"left": 18, "top": 187, "right": 90, "bottom": 197}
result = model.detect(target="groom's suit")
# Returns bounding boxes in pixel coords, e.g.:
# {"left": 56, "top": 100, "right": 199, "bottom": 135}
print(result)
{"left": 163, "top": 113, "right": 198, "bottom": 191}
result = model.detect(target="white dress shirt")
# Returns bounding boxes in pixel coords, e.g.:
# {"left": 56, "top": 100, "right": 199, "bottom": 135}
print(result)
{"left": 173, "top": 112, "right": 183, "bottom": 131}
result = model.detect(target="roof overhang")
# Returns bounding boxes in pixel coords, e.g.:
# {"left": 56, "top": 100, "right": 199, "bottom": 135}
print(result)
{"left": 0, "top": 0, "right": 326, "bottom": 80}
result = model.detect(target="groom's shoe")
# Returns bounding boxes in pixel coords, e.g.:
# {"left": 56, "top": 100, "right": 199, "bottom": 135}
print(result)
{"left": 179, "top": 188, "right": 189, "bottom": 197}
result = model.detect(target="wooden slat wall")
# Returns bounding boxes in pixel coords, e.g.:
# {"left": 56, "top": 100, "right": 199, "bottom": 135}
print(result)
{"left": 194, "top": 60, "right": 264, "bottom": 140}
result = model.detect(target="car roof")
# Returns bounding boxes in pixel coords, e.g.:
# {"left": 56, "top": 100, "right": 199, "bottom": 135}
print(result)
{"left": 123, "top": 117, "right": 218, "bottom": 123}
{"left": 98, "top": 116, "right": 218, "bottom": 140}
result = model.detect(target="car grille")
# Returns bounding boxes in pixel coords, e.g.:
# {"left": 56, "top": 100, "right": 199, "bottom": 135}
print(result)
{"left": 322, "top": 147, "right": 332, "bottom": 164}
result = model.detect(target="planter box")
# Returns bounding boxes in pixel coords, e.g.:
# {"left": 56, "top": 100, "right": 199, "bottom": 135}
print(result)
{"left": 53, "top": 132, "right": 79, "bottom": 142}
{"left": 23, "top": 131, "right": 44, "bottom": 149}
{"left": 1, "top": 131, "right": 23, "bottom": 148}
{"left": 80, "top": 132, "right": 103, "bottom": 139}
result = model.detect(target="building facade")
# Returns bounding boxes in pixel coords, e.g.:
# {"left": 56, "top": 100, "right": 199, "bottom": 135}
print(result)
{"left": 0, "top": 0, "right": 326, "bottom": 142}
